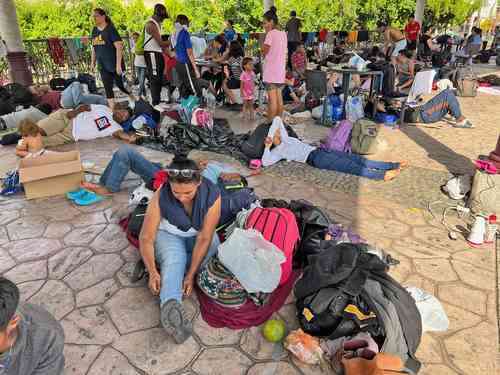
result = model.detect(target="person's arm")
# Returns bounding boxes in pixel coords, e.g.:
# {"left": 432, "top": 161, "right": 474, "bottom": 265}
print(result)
{"left": 262, "top": 138, "right": 283, "bottom": 167}
{"left": 139, "top": 190, "right": 162, "bottom": 296}
{"left": 114, "top": 41, "right": 124, "bottom": 75}
{"left": 262, "top": 44, "right": 271, "bottom": 57}
{"left": 183, "top": 196, "right": 221, "bottom": 296}
{"left": 146, "top": 21, "right": 168, "bottom": 49}
{"left": 15, "top": 142, "right": 29, "bottom": 158}
{"left": 188, "top": 48, "right": 200, "bottom": 78}
{"left": 91, "top": 47, "right": 96, "bottom": 70}
{"left": 383, "top": 29, "right": 391, "bottom": 52}
{"left": 66, "top": 104, "right": 91, "bottom": 120}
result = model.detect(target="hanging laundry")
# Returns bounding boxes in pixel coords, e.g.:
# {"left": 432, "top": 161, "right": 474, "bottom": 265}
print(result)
{"left": 326, "top": 32, "right": 336, "bottom": 45}
{"left": 347, "top": 31, "right": 358, "bottom": 44}
{"left": 74, "top": 37, "right": 84, "bottom": 49}
{"left": 242, "top": 33, "right": 250, "bottom": 41}
{"left": 319, "top": 28, "right": 328, "bottom": 42}
{"left": 305, "top": 32, "right": 316, "bottom": 46}
{"left": 357, "top": 30, "right": 369, "bottom": 42}
{"left": 47, "top": 38, "right": 65, "bottom": 66}
{"left": 65, "top": 39, "right": 80, "bottom": 64}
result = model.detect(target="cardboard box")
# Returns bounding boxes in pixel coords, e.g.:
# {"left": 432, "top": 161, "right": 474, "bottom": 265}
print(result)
{"left": 19, "top": 151, "right": 83, "bottom": 200}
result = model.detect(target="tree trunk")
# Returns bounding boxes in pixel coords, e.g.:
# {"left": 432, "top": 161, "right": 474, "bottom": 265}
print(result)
{"left": 414, "top": 0, "right": 425, "bottom": 26}
{"left": 263, "top": 0, "right": 274, "bottom": 12}
{"left": 0, "top": 0, "right": 33, "bottom": 85}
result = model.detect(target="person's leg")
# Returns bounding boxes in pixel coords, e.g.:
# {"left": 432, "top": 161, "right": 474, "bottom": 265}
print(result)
{"left": 346, "top": 152, "right": 400, "bottom": 171}
{"left": 145, "top": 51, "right": 162, "bottom": 105}
{"left": 266, "top": 87, "right": 278, "bottom": 121}
{"left": 100, "top": 69, "right": 116, "bottom": 109}
{"left": 276, "top": 86, "right": 284, "bottom": 117}
{"left": 98, "top": 145, "right": 162, "bottom": 193}
{"left": 175, "top": 62, "right": 190, "bottom": 99}
{"left": 37, "top": 110, "right": 71, "bottom": 136}
{"left": 1, "top": 107, "right": 48, "bottom": 129}
{"left": 41, "top": 120, "right": 75, "bottom": 148}
{"left": 420, "top": 89, "right": 462, "bottom": 123}
{"left": 138, "top": 67, "right": 147, "bottom": 97}
{"left": 114, "top": 72, "right": 131, "bottom": 96}
{"left": 222, "top": 79, "right": 236, "bottom": 104}
{"left": 309, "top": 149, "right": 387, "bottom": 180}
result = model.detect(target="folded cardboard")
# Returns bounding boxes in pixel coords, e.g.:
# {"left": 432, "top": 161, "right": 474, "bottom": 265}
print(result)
{"left": 19, "top": 151, "right": 83, "bottom": 200}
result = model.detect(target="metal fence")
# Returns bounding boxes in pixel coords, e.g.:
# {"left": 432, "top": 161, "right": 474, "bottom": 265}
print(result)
{"left": 0, "top": 36, "right": 134, "bottom": 85}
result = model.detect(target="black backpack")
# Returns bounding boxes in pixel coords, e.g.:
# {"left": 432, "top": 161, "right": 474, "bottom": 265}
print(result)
{"left": 2, "top": 83, "right": 34, "bottom": 108}
{"left": 381, "top": 63, "right": 397, "bottom": 97}
{"left": 49, "top": 78, "right": 67, "bottom": 91}
{"left": 240, "top": 122, "right": 299, "bottom": 160}
{"left": 295, "top": 243, "right": 422, "bottom": 374}
{"left": 288, "top": 199, "right": 333, "bottom": 267}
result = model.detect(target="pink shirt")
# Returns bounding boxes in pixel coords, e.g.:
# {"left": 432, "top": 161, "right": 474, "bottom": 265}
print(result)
{"left": 263, "top": 29, "right": 287, "bottom": 84}
{"left": 240, "top": 71, "right": 255, "bottom": 100}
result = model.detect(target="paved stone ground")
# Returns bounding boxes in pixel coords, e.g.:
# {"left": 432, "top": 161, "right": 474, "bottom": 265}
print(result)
{"left": 0, "top": 79, "right": 499, "bottom": 374}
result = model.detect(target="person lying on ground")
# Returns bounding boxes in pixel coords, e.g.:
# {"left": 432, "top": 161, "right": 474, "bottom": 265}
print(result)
{"left": 15, "top": 119, "right": 50, "bottom": 158}
{"left": 29, "top": 85, "right": 61, "bottom": 112}
{"left": 399, "top": 88, "right": 474, "bottom": 128}
{"left": 140, "top": 156, "right": 221, "bottom": 344}
{"left": 81, "top": 145, "right": 256, "bottom": 225}
{"left": 0, "top": 104, "right": 51, "bottom": 131}
{"left": 35, "top": 104, "right": 137, "bottom": 148}
{"left": 262, "top": 117, "right": 407, "bottom": 181}
{"left": 0, "top": 277, "right": 65, "bottom": 375}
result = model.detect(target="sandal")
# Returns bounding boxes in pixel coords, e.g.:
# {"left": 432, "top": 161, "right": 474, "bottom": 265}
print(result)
{"left": 161, "top": 299, "right": 193, "bottom": 344}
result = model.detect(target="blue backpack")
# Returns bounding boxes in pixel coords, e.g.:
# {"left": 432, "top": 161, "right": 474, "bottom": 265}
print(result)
{"left": 320, "top": 120, "right": 353, "bottom": 153}
{"left": 0, "top": 170, "right": 23, "bottom": 196}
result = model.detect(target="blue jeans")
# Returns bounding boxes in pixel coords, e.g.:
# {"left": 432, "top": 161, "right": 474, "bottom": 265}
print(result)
{"left": 307, "top": 149, "right": 399, "bottom": 180}
{"left": 420, "top": 89, "right": 462, "bottom": 123}
{"left": 99, "top": 145, "right": 162, "bottom": 192}
{"left": 60, "top": 82, "right": 107, "bottom": 109}
{"left": 136, "top": 66, "right": 147, "bottom": 97}
{"left": 155, "top": 230, "right": 219, "bottom": 305}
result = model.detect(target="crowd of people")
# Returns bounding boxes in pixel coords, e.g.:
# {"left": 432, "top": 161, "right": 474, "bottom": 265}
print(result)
{"left": 0, "top": 4, "right": 491, "bottom": 373}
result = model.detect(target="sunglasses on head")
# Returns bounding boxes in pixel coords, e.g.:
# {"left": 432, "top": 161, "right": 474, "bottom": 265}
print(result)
{"left": 167, "top": 169, "right": 199, "bottom": 178}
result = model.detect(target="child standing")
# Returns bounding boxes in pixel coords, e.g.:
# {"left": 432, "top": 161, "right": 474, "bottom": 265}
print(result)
{"left": 16, "top": 119, "right": 47, "bottom": 158}
{"left": 240, "top": 57, "right": 256, "bottom": 119}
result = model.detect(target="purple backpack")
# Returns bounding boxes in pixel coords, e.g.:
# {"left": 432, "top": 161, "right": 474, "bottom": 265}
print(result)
{"left": 320, "top": 120, "right": 353, "bottom": 153}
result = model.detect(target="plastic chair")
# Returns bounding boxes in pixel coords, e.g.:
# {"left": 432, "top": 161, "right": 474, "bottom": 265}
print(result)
{"left": 400, "top": 69, "right": 437, "bottom": 125}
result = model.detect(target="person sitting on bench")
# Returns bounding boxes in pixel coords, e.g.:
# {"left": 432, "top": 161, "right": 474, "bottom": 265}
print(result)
{"left": 262, "top": 117, "right": 407, "bottom": 181}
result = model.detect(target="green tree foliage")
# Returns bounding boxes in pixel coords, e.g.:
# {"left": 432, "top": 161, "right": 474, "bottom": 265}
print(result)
{"left": 14, "top": 0, "right": 481, "bottom": 39}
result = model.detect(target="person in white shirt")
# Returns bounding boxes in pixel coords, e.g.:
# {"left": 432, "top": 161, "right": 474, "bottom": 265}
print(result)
{"left": 262, "top": 117, "right": 406, "bottom": 181}
{"left": 35, "top": 104, "right": 137, "bottom": 148}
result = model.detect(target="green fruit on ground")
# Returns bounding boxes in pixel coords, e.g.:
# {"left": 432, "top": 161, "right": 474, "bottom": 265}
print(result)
{"left": 262, "top": 319, "right": 286, "bottom": 343}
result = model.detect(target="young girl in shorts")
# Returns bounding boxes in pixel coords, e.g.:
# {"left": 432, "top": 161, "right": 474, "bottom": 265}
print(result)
{"left": 240, "top": 57, "right": 256, "bottom": 119}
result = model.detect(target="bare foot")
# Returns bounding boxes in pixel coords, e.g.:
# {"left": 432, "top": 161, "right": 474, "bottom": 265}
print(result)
{"left": 399, "top": 160, "right": 409, "bottom": 169}
{"left": 384, "top": 169, "right": 400, "bottom": 181}
{"left": 81, "top": 182, "right": 113, "bottom": 196}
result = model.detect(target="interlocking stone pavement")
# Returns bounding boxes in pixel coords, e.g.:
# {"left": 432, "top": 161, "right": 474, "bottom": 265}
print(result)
{"left": 0, "top": 84, "right": 499, "bottom": 374}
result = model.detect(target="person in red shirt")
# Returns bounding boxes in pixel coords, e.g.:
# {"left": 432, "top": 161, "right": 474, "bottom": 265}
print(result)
{"left": 404, "top": 16, "right": 421, "bottom": 51}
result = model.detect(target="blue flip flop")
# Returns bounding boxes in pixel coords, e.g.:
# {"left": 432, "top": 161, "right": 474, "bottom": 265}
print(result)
{"left": 66, "top": 188, "right": 88, "bottom": 201}
{"left": 74, "top": 191, "right": 104, "bottom": 206}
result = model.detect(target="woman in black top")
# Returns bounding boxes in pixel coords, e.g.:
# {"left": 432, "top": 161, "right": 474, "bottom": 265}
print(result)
{"left": 91, "top": 8, "right": 133, "bottom": 108}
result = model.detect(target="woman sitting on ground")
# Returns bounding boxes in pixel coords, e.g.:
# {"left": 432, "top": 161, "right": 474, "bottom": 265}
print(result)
{"left": 395, "top": 49, "right": 416, "bottom": 93}
{"left": 140, "top": 155, "right": 221, "bottom": 345}
{"left": 222, "top": 41, "right": 244, "bottom": 104}
{"left": 262, "top": 117, "right": 407, "bottom": 181}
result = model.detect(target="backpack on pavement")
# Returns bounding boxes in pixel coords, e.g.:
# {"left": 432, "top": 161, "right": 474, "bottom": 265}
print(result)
{"left": 288, "top": 200, "right": 334, "bottom": 268}
{"left": 452, "top": 66, "right": 477, "bottom": 97}
{"left": 320, "top": 120, "right": 353, "bottom": 153}
{"left": 245, "top": 207, "right": 300, "bottom": 286}
{"left": 350, "top": 119, "right": 387, "bottom": 155}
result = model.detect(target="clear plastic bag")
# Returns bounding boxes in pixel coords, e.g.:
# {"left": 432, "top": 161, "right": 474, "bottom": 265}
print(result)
{"left": 406, "top": 286, "right": 449, "bottom": 332}
{"left": 218, "top": 228, "right": 285, "bottom": 293}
